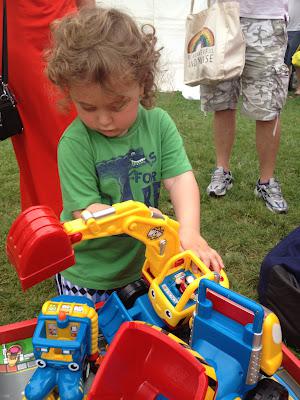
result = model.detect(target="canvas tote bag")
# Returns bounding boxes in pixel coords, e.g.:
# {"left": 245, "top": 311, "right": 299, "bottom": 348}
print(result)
{"left": 184, "top": 0, "right": 245, "bottom": 86}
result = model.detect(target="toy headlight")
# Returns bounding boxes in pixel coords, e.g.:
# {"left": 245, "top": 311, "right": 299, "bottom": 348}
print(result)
{"left": 36, "top": 359, "right": 47, "bottom": 368}
{"left": 68, "top": 362, "right": 80, "bottom": 371}
{"left": 63, "top": 349, "right": 71, "bottom": 355}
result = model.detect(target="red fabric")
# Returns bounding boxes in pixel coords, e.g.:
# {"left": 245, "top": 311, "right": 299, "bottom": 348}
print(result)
{"left": 0, "top": 1, "right": 77, "bottom": 216}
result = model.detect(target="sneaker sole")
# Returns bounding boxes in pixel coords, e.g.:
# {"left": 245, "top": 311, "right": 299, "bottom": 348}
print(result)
{"left": 254, "top": 188, "right": 288, "bottom": 214}
{"left": 208, "top": 183, "right": 233, "bottom": 197}
{"left": 266, "top": 203, "right": 288, "bottom": 214}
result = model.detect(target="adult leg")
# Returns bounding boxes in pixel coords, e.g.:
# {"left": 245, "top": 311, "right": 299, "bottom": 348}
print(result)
{"left": 200, "top": 79, "right": 239, "bottom": 196}
{"left": 214, "top": 109, "right": 236, "bottom": 172}
{"left": 256, "top": 118, "right": 280, "bottom": 183}
{"left": 241, "top": 18, "right": 288, "bottom": 212}
{"left": 295, "top": 67, "right": 300, "bottom": 94}
{"left": 254, "top": 118, "right": 288, "bottom": 214}
{"left": 206, "top": 109, "right": 236, "bottom": 196}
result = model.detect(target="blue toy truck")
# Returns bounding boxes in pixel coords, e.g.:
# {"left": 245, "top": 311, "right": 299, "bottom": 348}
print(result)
{"left": 23, "top": 296, "right": 99, "bottom": 400}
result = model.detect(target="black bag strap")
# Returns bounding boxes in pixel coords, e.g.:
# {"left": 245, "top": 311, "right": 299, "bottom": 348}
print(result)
{"left": 1, "top": 0, "right": 8, "bottom": 84}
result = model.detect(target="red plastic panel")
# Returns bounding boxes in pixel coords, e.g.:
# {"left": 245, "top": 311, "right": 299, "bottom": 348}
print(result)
{"left": 207, "top": 289, "right": 254, "bottom": 326}
{"left": 282, "top": 344, "right": 300, "bottom": 384}
{"left": 0, "top": 319, "right": 37, "bottom": 344}
{"left": 88, "top": 321, "right": 208, "bottom": 400}
{"left": 6, "top": 206, "right": 75, "bottom": 290}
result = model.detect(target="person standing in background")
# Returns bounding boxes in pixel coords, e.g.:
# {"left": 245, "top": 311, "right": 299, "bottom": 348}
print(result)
{"left": 285, "top": 0, "right": 300, "bottom": 95}
{"left": 0, "top": 0, "right": 95, "bottom": 217}
{"left": 202, "top": 0, "right": 289, "bottom": 214}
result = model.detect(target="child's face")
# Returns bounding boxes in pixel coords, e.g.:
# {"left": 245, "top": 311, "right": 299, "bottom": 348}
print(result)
{"left": 69, "top": 81, "right": 143, "bottom": 137}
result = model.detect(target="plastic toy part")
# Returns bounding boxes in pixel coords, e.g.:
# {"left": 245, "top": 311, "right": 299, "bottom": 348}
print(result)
{"left": 190, "top": 279, "right": 284, "bottom": 399}
{"left": 62, "top": 200, "right": 181, "bottom": 282}
{"left": 98, "top": 252, "right": 230, "bottom": 344}
{"left": 98, "top": 291, "right": 166, "bottom": 344}
{"left": 2, "top": 298, "right": 299, "bottom": 400}
{"left": 98, "top": 261, "right": 229, "bottom": 345}
{"left": 24, "top": 296, "right": 99, "bottom": 400}
{"left": 7, "top": 200, "right": 229, "bottom": 292}
{"left": 0, "top": 319, "right": 37, "bottom": 399}
{"left": 261, "top": 311, "right": 283, "bottom": 376}
{"left": 6, "top": 206, "right": 75, "bottom": 290}
{"left": 148, "top": 250, "right": 229, "bottom": 329}
{"left": 244, "top": 378, "right": 289, "bottom": 400}
{"left": 87, "top": 321, "right": 216, "bottom": 400}
{"left": 282, "top": 344, "right": 300, "bottom": 385}
{"left": 23, "top": 394, "right": 56, "bottom": 400}
{"left": 0, "top": 318, "right": 37, "bottom": 344}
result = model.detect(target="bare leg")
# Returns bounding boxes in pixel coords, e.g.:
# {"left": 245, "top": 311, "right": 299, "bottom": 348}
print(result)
{"left": 213, "top": 109, "right": 236, "bottom": 171}
{"left": 256, "top": 118, "right": 281, "bottom": 183}
{"left": 294, "top": 67, "right": 300, "bottom": 95}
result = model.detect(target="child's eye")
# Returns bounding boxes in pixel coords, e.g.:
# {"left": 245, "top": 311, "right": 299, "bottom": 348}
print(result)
{"left": 110, "top": 101, "right": 129, "bottom": 112}
{"left": 81, "top": 106, "right": 97, "bottom": 112}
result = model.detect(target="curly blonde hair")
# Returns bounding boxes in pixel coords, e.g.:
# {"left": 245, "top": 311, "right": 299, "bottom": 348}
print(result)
{"left": 46, "top": 6, "right": 161, "bottom": 108}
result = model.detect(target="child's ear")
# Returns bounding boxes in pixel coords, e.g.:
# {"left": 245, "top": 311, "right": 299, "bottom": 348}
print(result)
{"left": 139, "top": 84, "right": 145, "bottom": 97}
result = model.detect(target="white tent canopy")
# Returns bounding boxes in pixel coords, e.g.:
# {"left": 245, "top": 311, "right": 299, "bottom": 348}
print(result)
{"left": 97, "top": 1, "right": 208, "bottom": 98}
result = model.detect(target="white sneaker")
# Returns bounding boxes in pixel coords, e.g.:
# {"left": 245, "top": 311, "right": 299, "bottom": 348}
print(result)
{"left": 207, "top": 167, "right": 234, "bottom": 197}
{"left": 254, "top": 178, "right": 288, "bottom": 213}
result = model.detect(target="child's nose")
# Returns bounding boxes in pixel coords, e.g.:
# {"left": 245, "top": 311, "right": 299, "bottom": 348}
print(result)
{"left": 97, "top": 110, "right": 113, "bottom": 126}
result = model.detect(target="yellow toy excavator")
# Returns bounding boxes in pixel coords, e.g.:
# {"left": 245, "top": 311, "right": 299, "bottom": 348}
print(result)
{"left": 7, "top": 200, "right": 228, "bottom": 329}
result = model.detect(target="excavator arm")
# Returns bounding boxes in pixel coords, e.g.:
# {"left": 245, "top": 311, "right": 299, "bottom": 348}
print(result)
{"left": 7, "top": 200, "right": 228, "bottom": 291}
{"left": 63, "top": 201, "right": 181, "bottom": 280}
{"left": 6, "top": 200, "right": 184, "bottom": 290}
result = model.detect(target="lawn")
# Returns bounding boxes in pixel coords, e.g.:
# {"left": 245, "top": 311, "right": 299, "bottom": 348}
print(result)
{"left": 0, "top": 92, "right": 299, "bottom": 328}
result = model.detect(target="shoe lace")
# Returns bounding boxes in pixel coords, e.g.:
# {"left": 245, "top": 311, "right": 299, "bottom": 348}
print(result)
{"left": 211, "top": 168, "right": 226, "bottom": 183}
{"left": 266, "top": 180, "right": 284, "bottom": 200}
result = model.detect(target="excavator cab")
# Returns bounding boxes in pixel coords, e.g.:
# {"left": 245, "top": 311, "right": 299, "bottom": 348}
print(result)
{"left": 148, "top": 250, "right": 228, "bottom": 328}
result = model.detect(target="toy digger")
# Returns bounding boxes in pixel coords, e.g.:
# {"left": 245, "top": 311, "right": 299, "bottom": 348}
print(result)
{"left": 7, "top": 200, "right": 228, "bottom": 331}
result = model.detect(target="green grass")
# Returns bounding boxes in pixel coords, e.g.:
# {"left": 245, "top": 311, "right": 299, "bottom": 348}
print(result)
{"left": 0, "top": 93, "right": 300, "bottom": 331}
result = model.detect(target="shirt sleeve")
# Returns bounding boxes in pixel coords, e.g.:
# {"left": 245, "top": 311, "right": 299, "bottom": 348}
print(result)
{"left": 159, "top": 110, "right": 192, "bottom": 180}
{"left": 58, "top": 135, "right": 101, "bottom": 218}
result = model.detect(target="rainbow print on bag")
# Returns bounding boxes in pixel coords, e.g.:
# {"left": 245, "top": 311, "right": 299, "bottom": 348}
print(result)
{"left": 187, "top": 27, "right": 215, "bottom": 53}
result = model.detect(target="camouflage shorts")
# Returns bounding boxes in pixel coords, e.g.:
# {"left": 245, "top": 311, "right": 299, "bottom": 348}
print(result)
{"left": 200, "top": 18, "right": 289, "bottom": 121}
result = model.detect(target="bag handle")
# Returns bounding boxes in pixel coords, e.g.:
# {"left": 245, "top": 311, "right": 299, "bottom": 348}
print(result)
{"left": 190, "top": 0, "right": 211, "bottom": 14}
{"left": 1, "top": 0, "right": 8, "bottom": 85}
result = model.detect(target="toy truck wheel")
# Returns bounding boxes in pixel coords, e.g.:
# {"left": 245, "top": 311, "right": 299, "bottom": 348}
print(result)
{"left": 245, "top": 378, "right": 288, "bottom": 400}
{"left": 117, "top": 278, "right": 149, "bottom": 309}
{"left": 82, "top": 358, "right": 91, "bottom": 382}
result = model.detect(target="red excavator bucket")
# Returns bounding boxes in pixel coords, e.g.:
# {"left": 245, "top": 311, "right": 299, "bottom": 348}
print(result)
{"left": 6, "top": 206, "right": 75, "bottom": 290}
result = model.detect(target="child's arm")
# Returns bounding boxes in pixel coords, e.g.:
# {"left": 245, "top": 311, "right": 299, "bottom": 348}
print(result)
{"left": 163, "top": 170, "right": 224, "bottom": 272}
{"left": 72, "top": 203, "right": 111, "bottom": 219}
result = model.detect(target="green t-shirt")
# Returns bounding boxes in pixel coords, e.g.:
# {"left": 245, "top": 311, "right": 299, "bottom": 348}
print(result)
{"left": 58, "top": 105, "right": 192, "bottom": 290}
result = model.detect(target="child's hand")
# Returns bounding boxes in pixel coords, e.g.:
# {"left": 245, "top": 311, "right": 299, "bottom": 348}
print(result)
{"left": 179, "top": 227, "right": 224, "bottom": 273}
{"left": 149, "top": 206, "right": 164, "bottom": 218}
{"left": 85, "top": 203, "right": 112, "bottom": 214}
{"left": 73, "top": 203, "right": 112, "bottom": 219}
